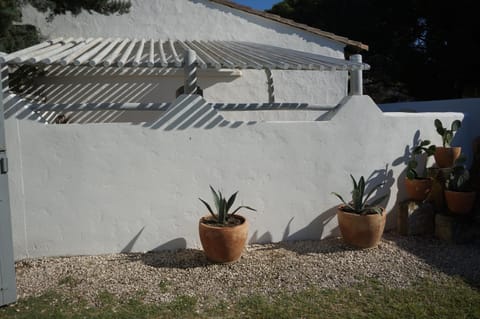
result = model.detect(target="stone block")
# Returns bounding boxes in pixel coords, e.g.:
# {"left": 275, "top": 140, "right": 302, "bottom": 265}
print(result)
{"left": 398, "top": 201, "right": 435, "bottom": 236}
{"left": 435, "top": 213, "right": 480, "bottom": 243}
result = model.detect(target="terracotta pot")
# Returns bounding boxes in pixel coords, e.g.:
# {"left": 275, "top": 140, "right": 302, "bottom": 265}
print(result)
{"left": 404, "top": 177, "right": 433, "bottom": 201}
{"left": 444, "top": 190, "right": 476, "bottom": 214}
{"left": 199, "top": 215, "right": 248, "bottom": 263}
{"left": 434, "top": 147, "right": 462, "bottom": 168}
{"left": 336, "top": 207, "right": 386, "bottom": 248}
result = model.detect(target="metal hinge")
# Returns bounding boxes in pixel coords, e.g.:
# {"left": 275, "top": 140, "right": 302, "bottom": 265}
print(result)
{"left": 0, "top": 150, "right": 7, "bottom": 174}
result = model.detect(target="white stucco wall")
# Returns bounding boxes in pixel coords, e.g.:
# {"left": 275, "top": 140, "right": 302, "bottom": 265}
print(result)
{"left": 21, "top": 0, "right": 345, "bottom": 57}
{"left": 380, "top": 98, "right": 480, "bottom": 162}
{"left": 5, "top": 94, "right": 465, "bottom": 259}
{"left": 20, "top": 0, "right": 349, "bottom": 107}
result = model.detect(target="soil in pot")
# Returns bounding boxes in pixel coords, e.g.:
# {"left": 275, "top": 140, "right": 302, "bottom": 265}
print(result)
{"left": 337, "top": 207, "right": 386, "bottom": 248}
{"left": 434, "top": 147, "right": 462, "bottom": 168}
{"left": 199, "top": 215, "right": 248, "bottom": 263}
{"left": 405, "top": 177, "right": 433, "bottom": 201}
{"left": 444, "top": 190, "right": 476, "bottom": 214}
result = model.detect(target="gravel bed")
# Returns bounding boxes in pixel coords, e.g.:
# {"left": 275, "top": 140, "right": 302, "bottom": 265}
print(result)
{"left": 15, "top": 233, "right": 480, "bottom": 305}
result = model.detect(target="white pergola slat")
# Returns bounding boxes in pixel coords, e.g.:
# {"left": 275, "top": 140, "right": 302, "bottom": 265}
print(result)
{"left": 0, "top": 38, "right": 370, "bottom": 71}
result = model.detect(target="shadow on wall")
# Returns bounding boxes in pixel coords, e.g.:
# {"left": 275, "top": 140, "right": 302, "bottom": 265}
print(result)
{"left": 21, "top": 66, "right": 239, "bottom": 105}
{"left": 146, "top": 94, "right": 250, "bottom": 130}
{"left": 369, "top": 165, "right": 396, "bottom": 228}
{"left": 121, "top": 227, "right": 146, "bottom": 253}
{"left": 249, "top": 163, "right": 394, "bottom": 252}
{"left": 3, "top": 93, "right": 259, "bottom": 130}
{"left": 249, "top": 206, "right": 338, "bottom": 247}
{"left": 391, "top": 130, "right": 425, "bottom": 223}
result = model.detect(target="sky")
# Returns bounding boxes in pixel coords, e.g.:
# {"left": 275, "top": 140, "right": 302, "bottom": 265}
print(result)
{"left": 233, "top": 0, "right": 280, "bottom": 11}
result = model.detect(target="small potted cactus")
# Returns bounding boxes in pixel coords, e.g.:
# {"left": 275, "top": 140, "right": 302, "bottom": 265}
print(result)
{"left": 434, "top": 119, "right": 462, "bottom": 168}
{"left": 198, "top": 186, "right": 256, "bottom": 263}
{"left": 444, "top": 157, "right": 476, "bottom": 214}
{"left": 405, "top": 140, "right": 436, "bottom": 201}
{"left": 332, "top": 175, "right": 389, "bottom": 248}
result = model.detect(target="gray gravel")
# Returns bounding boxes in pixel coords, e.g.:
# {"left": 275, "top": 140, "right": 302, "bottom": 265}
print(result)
{"left": 15, "top": 233, "right": 480, "bottom": 305}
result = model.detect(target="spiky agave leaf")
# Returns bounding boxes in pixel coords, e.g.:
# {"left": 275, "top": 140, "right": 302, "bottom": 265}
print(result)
{"left": 351, "top": 176, "right": 365, "bottom": 211}
{"left": 218, "top": 191, "right": 228, "bottom": 224}
{"left": 209, "top": 185, "right": 220, "bottom": 213}
{"left": 334, "top": 174, "right": 388, "bottom": 215}
{"left": 358, "top": 176, "right": 365, "bottom": 200}
{"left": 226, "top": 191, "right": 238, "bottom": 215}
{"left": 331, "top": 192, "right": 348, "bottom": 206}
{"left": 199, "top": 198, "right": 216, "bottom": 219}
{"left": 231, "top": 205, "right": 256, "bottom": 216}
{"left": 350, "top": 174, "right": 358, "bottom": 190}
{"left": 363, "top": 182, "right": 385, "bottom": 207}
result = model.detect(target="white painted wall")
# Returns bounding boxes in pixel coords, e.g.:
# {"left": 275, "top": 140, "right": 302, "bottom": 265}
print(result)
{"left": 380, "top": 98, "right": 480, "bottom": 162}
{"left": 21, "top": 0, "right": 345, "bottom": 57}
{"left": 21, "top": 0, "right": 349, "bottom": 108}
{"left": 5, "top": 94, "right": 465, "bottom": 259}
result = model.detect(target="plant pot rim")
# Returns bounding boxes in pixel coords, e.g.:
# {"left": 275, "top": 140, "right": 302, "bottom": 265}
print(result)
{"left": 337, "top": 205, "right": 385, "bottom": 216}
{"left": 199, "top": 214, "right": 247, "bottom": 229}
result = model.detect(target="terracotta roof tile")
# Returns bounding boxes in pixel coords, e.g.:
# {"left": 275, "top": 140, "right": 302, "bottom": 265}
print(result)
{"left": 208, "top": 0, "right": 368, "bottom": 51}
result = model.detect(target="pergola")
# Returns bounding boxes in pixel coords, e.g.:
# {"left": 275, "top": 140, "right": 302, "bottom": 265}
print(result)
{"left": 0, "top": 38, "right": 368, "bottom": 70}
{"left": 0, "top": 38, "right": 369, "bottom": 111}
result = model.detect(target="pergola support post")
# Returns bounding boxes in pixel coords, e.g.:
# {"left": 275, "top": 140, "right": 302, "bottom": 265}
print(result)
{"left": 263, "top": 68, "right": 275, "bottom": 103}
{"left": 349, "top": 54, "right": 363, "bottom": 96}
{"left": 184, "top": 49, "right": 198, "bottom": 95}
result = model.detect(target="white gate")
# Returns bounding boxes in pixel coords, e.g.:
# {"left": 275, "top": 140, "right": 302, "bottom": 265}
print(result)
{"left": 0, "top": 68, "right": 16, "bottom": 306}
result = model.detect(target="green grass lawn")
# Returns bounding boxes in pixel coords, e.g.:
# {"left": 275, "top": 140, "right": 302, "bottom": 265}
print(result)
{"left": 1, "top": 278, "right": 479, "bottom": 319}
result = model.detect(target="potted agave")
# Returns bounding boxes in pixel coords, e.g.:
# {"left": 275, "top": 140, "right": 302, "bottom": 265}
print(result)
{"left": 405, "top": 140, "right": 436, "bottom": 201}
{"left": 444, "top": 157, "right": 476, "bottom": 214}
{"left": 434, "top": 119, "right": 462, "bottom": 168}
{"left": 332, "top": 175, "right": 388, "bottom": 248}
{"left": 199, "top": 186, "right": 256, "bottom": 263}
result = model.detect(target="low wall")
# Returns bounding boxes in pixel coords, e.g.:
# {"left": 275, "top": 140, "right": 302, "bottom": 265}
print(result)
{"left": 380, "top": 98, "right": 480, "bottom": 161}
{"left": 5, "top": 95, "right": 465, "bottom": 259}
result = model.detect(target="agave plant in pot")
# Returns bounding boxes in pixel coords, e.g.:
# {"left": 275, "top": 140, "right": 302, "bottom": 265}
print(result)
{"left": 444, "top": 157, "right": 476, "bottom": 214}
{"left": 332, "top": 175, "right": 389, "bottom": 248}
{"left": 405, "top": 140, "right": 436, "bottom": 201}
{"left": 434, "top": 119, "right": 462, "bottom": 168}
{"left": 198, "top": 186, "right": 256, "bottom": 263}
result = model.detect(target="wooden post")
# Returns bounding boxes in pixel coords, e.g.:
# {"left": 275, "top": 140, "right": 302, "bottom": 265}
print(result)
{"left": 184, "top": 49, "right": 198, "bottom": 95}
{"left": 349, "top": 54, "right": 363, "bottom": 95}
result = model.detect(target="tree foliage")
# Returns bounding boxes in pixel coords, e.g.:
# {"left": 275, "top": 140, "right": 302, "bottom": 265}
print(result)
{"left": 268, "top": 0, "right": 480, "bottom": 102}
{"left": 0, "top": 0, "right": 130, "bottom": 52}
